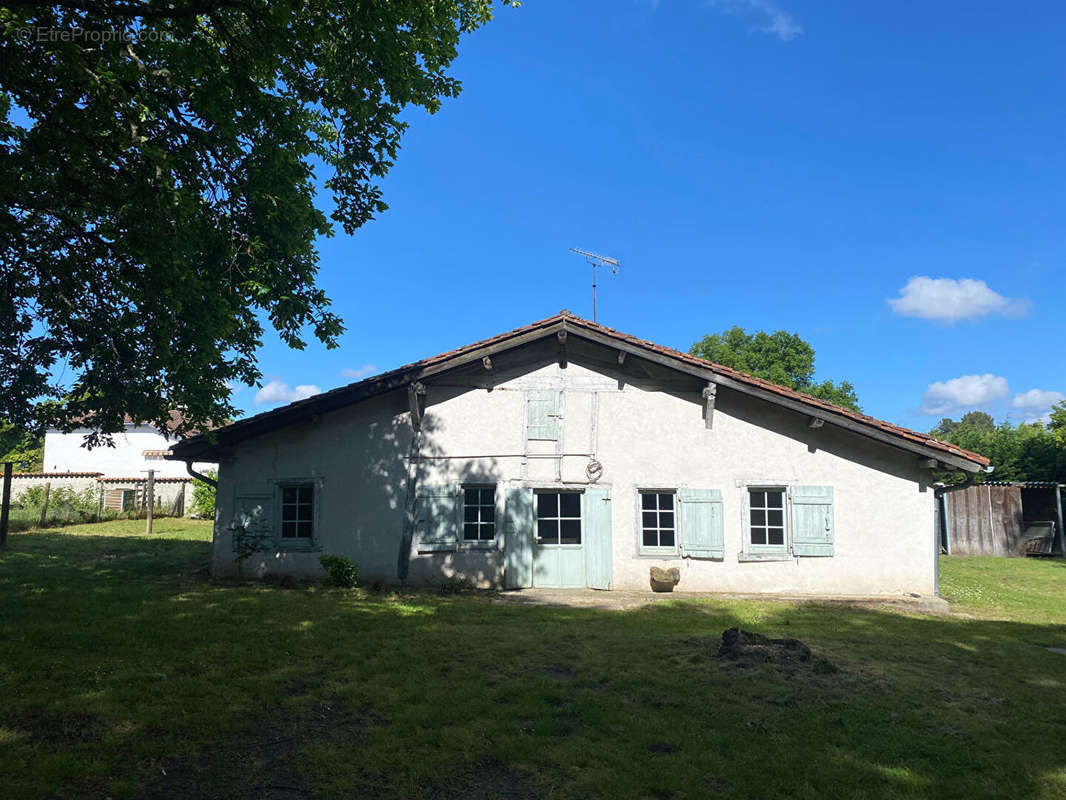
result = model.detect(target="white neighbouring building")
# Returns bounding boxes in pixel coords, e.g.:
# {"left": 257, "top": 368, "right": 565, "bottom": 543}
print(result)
{"left": 43, "top": 414, "right": 216, "bottom": 479}
{"left": 168, "top": 312, "right": 988, "bottom": 596}
{"left": 31, "top": 413, "right": 217, "bottom": 514}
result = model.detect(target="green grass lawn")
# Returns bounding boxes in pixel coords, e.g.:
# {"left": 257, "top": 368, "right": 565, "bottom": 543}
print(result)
{"left": 2, "top": 520, "right": 1065, "bottom": 800}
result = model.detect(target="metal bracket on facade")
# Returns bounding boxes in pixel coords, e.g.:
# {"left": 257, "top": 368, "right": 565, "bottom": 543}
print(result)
{"left": 408, "top": 382, "right": 426, "bottom": 431}
{"left": 702, "top": 382, "right": 717, "bottom": 429}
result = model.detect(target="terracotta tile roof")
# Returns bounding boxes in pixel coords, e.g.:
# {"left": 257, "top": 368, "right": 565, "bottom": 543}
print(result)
{"left": 557, "top": 313, "right": 990, "bottom": 467}
{"left": 98, "top": 476, "right": 191, "bottom": 483}
{"left": 170, "top": 310, "right": 989, "bottom": 468}
{"left": 59, "top": 410, "right": 216, "bottom": 435}
{"left": 12, "top": 472, "right": 103, "bottom": 478}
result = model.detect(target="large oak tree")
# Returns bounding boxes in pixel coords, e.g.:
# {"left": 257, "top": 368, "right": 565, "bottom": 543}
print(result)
{"left": 1, "top": 1, "right": 514, "bottom": 444}
{"left": 690, "top": 326, "right": 861, "bottom": 412}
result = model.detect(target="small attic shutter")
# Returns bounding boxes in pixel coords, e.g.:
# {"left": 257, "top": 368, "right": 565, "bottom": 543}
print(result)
{"left": 415, "top": 485, "right": 460, "bottom": 552}
{"left": 526, "top": 390, "right": 561, "bottom": 441}
{"left": 791, "top": 486, "right": 834, "bottom": 557}
{"left": 679, "top": 489, "right": 725, "bottom": 559}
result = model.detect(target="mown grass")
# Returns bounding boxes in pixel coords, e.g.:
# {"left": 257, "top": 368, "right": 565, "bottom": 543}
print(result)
{"left": 939, "top": 555, "right": 1066, "bottom": 624}
{"left": 1, "top": 520, "right": 1064, "bottom": 799}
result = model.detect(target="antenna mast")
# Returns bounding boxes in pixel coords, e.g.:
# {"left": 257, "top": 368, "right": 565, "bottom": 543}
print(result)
{"left": 569, "top": 248, "right": 620, "bottom": 323}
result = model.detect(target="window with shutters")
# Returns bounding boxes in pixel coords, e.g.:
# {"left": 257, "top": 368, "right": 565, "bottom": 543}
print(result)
{"left": 639, "top": 491, "right": 678, "bottom": 554}
{"left": 280, "top": 483, "right": 315, "bottom": 544}
{"left": 462, "top": 486, "right": 496, "bottom": 544}
{"left": 746, "top": 488, "right": 787, "bottom": 553}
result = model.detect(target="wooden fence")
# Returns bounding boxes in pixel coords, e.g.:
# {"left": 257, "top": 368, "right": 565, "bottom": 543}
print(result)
{"left": 943, "top": 484, "right": 1026, "bottom": 556}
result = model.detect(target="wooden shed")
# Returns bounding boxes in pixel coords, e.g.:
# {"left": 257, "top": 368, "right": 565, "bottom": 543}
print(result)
{"left": 938, "top": 482, "right": 1065, "bottom": 557}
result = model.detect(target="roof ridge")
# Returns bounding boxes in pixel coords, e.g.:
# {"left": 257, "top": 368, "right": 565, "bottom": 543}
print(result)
{"left": 171, "top": 311, "right": 988, "bottom": 468}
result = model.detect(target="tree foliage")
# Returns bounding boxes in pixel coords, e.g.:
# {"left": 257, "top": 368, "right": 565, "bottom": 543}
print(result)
{"left": 931, "top": 415, "right": 1066, "bottom": 484}
{"left": 689, "top": 326, "right": 860, "bottom": 412}
{"left": 190, "top": 469, "right": 217, "bottom": 518}
{"left": 0, "top": 421, "right": 44, "bottom": 470}
{"left": 1, "top": 0, "right": 515, "bottom": 443}
{"left": 1050, "top": 401, "right": 1066, "bottom": 446}
{"left": 931, "top": 411, "right": 995, "bottom": 439}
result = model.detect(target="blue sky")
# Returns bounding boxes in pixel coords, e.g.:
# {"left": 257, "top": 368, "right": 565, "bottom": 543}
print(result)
{"left": 244, "top": 0, "right": 1065, "bottom": 433}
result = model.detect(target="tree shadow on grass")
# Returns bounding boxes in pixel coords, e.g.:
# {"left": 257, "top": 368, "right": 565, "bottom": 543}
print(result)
{"left": 1, "top": 532, "right": 1065, "bottom": 799}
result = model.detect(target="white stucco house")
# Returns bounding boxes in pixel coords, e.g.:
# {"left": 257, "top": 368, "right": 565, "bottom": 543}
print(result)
{"left": 168, "top": 312, "right": 988, "bottom": 597}
{"left": 44, "top": 413, "right": 216, "bottom": 479}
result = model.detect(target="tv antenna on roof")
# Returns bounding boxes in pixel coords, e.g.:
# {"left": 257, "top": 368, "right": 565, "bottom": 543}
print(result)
{"left": 570, "top": 248, "right": 620, "bottom": 323}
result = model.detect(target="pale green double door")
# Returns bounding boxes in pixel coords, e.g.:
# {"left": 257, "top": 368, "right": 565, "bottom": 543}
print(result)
{"left": 503, "top": 486, "right": 612, "bottom": 590}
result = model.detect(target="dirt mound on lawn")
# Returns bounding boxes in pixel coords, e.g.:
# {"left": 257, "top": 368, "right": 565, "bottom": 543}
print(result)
{"left": 716, "top": 627, "right": 837, "bottom": 673}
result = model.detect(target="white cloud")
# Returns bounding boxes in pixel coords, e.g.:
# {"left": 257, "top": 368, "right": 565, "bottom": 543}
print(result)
{"left": 707, "top": 0, "right": 803, "bottom": 41}
{"left": 1011, "top": 388, "right": 1065, "bottom": 423}
{"left": 888, "top": 277, "right": 1030, "bottom": 324}
{"left": 1012, "top": 388, "right": 1065, "bottom": 410}
{"left": 254, "top": 380, "right": 322, "bottom": 406}
{"left": 920, "top": 374, "right": 1009, "bottom": 415}
{"left": 341, "top": 364, "right": 378, "bottom": 381}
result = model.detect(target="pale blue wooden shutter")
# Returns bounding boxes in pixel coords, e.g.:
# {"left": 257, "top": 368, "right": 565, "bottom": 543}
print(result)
{"left": 679, "top": 489, "right": 724, "bottom": 559}
{"left": 414, "top": 485, "right": 460, "bottom": 552}
{"left": 504, "top": 487, "right": 534, "bottom": 588}
{"left": 526, "top": 390, "right": 561, "bottom": 441}
{"left": 584, "top": 487, "right": 613, "bottom": 590}
{"left": 791, "top": 486, "right": 834, "bottom": 557}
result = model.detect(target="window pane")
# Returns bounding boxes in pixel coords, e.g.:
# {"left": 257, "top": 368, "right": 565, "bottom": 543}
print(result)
{"left": 465, "top": 488, "right": 479, "bottom": 505}
{"left": 298, "top": 504, "right": 313, "bottom": 521}
{"left": 559, "top": 493, "right": 581, "bottom": 518}
{"left": 642, "top": 493, "right": 656, "bottom": 510}
{"left": 767, "top": 528, "right": 784, "bottom": 546}
{"left": 750, "top": 491, "right": 765, "bottom": 508}
{"left": 298, "top": 486, "right": 313, "bottom": 504}
{"left": 751, "top": 509, "right": 766, "bottom": 527}
{"left": 766, "top": 491, "right": 783, "bottom": 509}
{"left": 282, "top": 487, "right": 297, "bottom": 504}
{"left": 659, "top": 493, "right": 674, "bottom": 510}
{"left": 537, "top": 493, "right": 558, "bottom": 518}
{"left": 643, "top": 530, "right": 658, "bottom": 547}
{"left": 750, "top": 527, "right": 767, "bottom": 545}
{"left": 660, "top": 530, "right": 675, "bottom": 547}
{"left": 480, "top": 523, "right": 495, "bottom": 540}
{"left": 480, "top": 488, "right": 495, "bottom": 505}
{"left": 464, "top": 523, "right": 479, "bottom": 541}
{"left": 767, "top": 509, "right": 783, "bottom": 527}
{"left": 560, "top": 519, "right": 581, "bottom": 544}
{"left": 295, "top": 521, "right": 312, "bottom": 538}
{"left": 281, "top": 521, "right": 296, "bottom": 538}
{"left": 642, "top": 511, "right": 657, "bottom": 530}
{"left": 464, "top": 504, "right": 480, "bottom": 522}
{"left": 659, "top": 511, "right": 674, "bottom": 530}
{"left": 537, "top": 519, "right": 558, "bottom": 544}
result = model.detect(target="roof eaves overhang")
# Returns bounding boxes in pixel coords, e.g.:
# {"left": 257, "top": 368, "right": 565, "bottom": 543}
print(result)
{"left": 168, "top": 315, "right": 986, "bottom": 473}
{"left": 166, "top": 318, "right": 570, "bottom": 462}
{"left": 563, "top": 321, "right": 985, "bottom": 473}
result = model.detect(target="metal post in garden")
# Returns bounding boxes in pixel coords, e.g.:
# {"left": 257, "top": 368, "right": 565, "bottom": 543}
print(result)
{"left": 145, "top": 470, "right": 155, "bottom": 535}
{"left": 0, "top": 462, "right": 12, "bottom": 548}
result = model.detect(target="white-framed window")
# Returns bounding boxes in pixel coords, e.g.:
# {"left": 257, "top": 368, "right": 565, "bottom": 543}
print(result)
{"left": 639, "top": 490, "right": 678, "bottom": 553}
{"left": 462, "top": 486, "right": 496, "bottom": 543}
{"left": 747, "top": 487, "right": 787, "bottom": 553}
{"left": 279, "top": 483, "right": 315, "bottom": 544}
{"left": 535, "top": 491, "right": 582, "bottom": 545}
